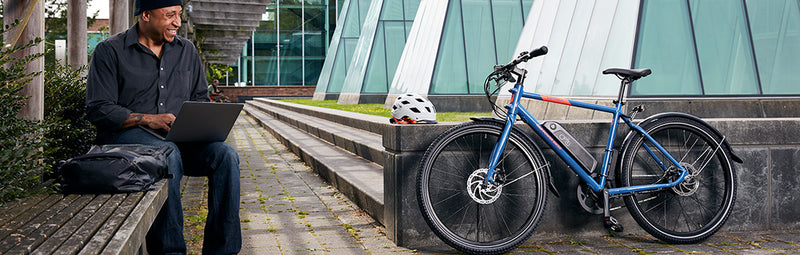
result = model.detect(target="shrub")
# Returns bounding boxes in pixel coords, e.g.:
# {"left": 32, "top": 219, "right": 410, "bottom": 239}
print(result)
{"left": 0, "top": 30, "right": 54, "bottom": 203}
{"left": 44, "top": 62, "right": 95, "bottom": 162}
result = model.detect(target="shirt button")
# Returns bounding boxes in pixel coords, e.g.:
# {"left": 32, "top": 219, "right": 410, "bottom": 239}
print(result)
{"left": 160, "top": 67, "right": 164, "bottom": 71}
{"left": 159, "top": 103, "right": 164, "bottom": 106}
{"left": 160, "top": 86, "right": 165, "bottom": 89}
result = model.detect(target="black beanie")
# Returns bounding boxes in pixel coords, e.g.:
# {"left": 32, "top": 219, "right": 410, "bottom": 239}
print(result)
{"left": 134, "top": 0, "right": 183, "bottom": 16}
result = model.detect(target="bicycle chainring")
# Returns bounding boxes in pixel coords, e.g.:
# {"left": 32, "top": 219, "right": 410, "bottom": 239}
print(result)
{"left": 467, "top": 169, "right": 502, "bottom": 204}
{"left": 577, "top": 184, "right": 604, "bottom": 215}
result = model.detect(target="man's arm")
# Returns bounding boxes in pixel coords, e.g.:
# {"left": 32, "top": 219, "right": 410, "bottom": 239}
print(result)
{"left": 121, "top": 113, "right": 176, "bottom": 131}
{"left": 86, "top": 42, "right": 133, "bottom": 131}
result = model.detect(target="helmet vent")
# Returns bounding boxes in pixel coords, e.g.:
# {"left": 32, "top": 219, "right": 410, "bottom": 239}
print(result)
{"left": 416, "top": 98, "right": 425, "bottom": 102}
{"left": 410, "top": 107, "right": 421, "bottom": 113}
{"left": 425, "top": 107, "right": 431, "bottom": 112}
{"left": 401, "top": 100, "right": 410, "bottom": 104}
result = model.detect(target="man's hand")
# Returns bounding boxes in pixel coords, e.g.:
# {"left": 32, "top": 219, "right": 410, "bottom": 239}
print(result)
{"left": 122, "top": 113, "right": 176, "bottom": 131}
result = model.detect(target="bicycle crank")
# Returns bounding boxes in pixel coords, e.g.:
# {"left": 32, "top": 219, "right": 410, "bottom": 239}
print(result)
{"left": 577, "top": 184, "right": 603, "bottom": 215}
{"left": 467, "top": 169, "right": 502, "bottom": 204}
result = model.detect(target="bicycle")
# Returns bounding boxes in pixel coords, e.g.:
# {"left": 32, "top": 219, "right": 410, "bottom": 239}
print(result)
{"left": 416, "top": 46, "right": 743, "bottom": 254}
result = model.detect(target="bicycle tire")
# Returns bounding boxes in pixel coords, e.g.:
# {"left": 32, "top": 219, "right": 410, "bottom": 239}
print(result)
{"left": 417, "top": 121, "right": 548, "bottom": 254}
{"left": 619, "top": 117, "right": 736, "bottom": 244}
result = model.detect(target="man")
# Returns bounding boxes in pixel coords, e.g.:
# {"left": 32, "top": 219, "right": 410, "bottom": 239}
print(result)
{"left": 85, "top": 0, "right": 241, "bottom": 254}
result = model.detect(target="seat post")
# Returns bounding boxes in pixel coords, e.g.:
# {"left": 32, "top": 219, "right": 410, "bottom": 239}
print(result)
{"left": 614, "top": 78, "right": 631, "bottom": 106}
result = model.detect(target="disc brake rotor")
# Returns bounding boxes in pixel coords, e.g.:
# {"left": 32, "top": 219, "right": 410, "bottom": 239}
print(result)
{"left": 467, "top": 169, "right": 502, "bottom": 204}
{"left": 672, "top": 163, "right": 700, "bottom": 196}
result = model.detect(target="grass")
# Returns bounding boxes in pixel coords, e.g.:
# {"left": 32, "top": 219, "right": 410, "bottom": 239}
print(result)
{"left": 279, "top": 99, "right": 491, "bottom": 122}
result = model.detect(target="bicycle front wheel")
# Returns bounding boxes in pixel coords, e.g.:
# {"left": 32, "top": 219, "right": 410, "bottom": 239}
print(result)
{"left": 417, "top": 121, "right": 548, "bottom": 254}
{"left": 619, "top": 117, "right": 736, "bottom": 244}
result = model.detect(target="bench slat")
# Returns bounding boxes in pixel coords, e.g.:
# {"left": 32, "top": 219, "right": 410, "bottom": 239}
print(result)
{"left": 31, "top": 194, "right": 111, "bottom": 255}
{"left": 101, "top": 180, "right": 168, "bottom": 255}
{"left": 78, "top": 192, "right": 143, "bottom": 255}
{"left": 0, "top": 195, "right": 64, "bottom": 246}
{"left": 0, "top": 194, "right": 49, "bottom": 227}
{"left": 56, "top": 193, "right": 127, "bottom": 255}
{"left": 0, "top": 194, "right": 84, "bottom": 254}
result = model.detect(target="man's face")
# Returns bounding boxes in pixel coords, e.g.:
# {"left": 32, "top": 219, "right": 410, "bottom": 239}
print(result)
{"left": 144, "top": 6, "right": 182, "bottom": 42}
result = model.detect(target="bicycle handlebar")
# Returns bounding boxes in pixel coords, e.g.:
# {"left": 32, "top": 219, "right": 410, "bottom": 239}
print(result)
{"left": 496, "top": 46, "right": 548, "bottom": 72}
{"left": 490, "top": 46, "right": 548, "bottom": 84}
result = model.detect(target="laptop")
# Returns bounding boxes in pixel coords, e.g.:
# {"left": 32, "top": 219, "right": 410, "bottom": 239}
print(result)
{"left": 139, "top": 101, "right": 244, "bottom": 142}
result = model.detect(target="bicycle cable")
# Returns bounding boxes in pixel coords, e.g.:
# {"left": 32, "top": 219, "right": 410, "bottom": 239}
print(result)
{"left": 484, "top": 71, "right": 508, "bottom": 119}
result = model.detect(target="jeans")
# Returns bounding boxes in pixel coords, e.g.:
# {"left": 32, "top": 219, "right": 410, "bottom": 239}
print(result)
{"left": 114, "top": 128, "right": 241, "bottom": 254}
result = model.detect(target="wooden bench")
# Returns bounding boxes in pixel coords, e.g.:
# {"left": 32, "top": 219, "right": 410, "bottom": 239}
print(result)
{"left": 0, "top": 180, "right": 168, "bottom": 255}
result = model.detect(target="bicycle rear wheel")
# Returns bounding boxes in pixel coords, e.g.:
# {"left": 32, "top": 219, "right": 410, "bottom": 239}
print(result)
{"left": 619, "top": 117, "right": 736, "bottom": 244}
{"left": 417, "top": 121, "right": 548, "bottom": 254}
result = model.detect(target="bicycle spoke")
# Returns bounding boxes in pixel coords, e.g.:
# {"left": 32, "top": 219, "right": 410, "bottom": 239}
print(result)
{"left": 432, "top": 191, "right": 467, "bottom": 207}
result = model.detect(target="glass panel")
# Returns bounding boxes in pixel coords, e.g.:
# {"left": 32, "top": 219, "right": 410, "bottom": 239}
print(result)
{"left": 279, "top": 31, "right": 302, "bottom": 57}
{"left": 462, "top": 0, "right": 497, "bottom": 94}
{"left": 572, "top": 0, "right": 615, "bottom": 96}
{"left": 690, "top": 0, "right": 759, "bottom": 95}
{"left": 492, "top": 0, "right": 525, "bottom": 62}
{"left": 279, "top": 57, "right": 304, "bottom": 85}
{"left": 279, "top": 7, "right": 303, "bottom": 31}
{"left": 633, "top": 0, "right": 702, "bottom": 96}
{"left": 304, "top": 32, "right": 325, "bottom": 57}
{"left": 304, "top": 6, "right": 326, "bottom": 31}
{"left": 254, "top": 31, "right": 278, "bottom": 58}
{"left": 342, "top": 38, "right": 358, "bottom": 71}
{"left": 261, "top": 10, "right": 277, "bottom": 30}
{"left": 383, "top": 0, "right": 404, "bottom": 20}
{"left": 305, "top": 58, "right": 324, "bottom": 85}
{"left": 363, "top": 24, "right": 388, "bottom": 93}
{"left": 404, "top": 0, "right": 421, "bottom": 20}
{"left": 342, "top": 0, "right": 362, "bottom": 37}
{"left": 431, "top": 0, "right": 469, "bottom": 94}
{"left": 255, "top": 56, "right": 280, "bottom": 85}
{"left": 522, "top": 0, "right": 533, "bottom": 20}
{"left": 358, "top": 0, "right": 372, "bottom": 25}
{"left": 405, "top": 21, "right": 414, "bottom": 38}
{"left": 383, "top": 22, "right": 407, "bottom": 91}
{"left": 328, "top": 45, "right": 347, "bottom": 92}
{"left": 746, "top": 0, "right": 800, "bottom": 94}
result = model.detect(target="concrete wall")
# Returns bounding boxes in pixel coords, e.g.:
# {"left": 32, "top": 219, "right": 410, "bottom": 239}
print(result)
{"left": 383, "top": 118, "right": 800, "bottom": 248}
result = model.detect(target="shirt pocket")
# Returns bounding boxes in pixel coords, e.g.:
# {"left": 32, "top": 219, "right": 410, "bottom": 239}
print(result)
{"left": 171, "top": 69, "right": 194, "bottom": 100}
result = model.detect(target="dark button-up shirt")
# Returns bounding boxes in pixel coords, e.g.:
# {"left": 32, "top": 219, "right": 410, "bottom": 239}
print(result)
{"left": 86, "top": 23, "right": 209, "bottom": 143}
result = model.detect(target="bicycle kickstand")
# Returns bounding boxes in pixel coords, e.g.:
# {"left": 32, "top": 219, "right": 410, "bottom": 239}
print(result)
{"left": 602, "top": 189, "right": 624, "bottom": 233}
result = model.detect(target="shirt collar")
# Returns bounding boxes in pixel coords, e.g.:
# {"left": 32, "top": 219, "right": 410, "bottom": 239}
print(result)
{"left": 124, "top": 23, "right": 184, "bottom": 49}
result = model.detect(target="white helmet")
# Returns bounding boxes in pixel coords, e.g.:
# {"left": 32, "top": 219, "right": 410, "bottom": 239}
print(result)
{"left": 391, "top": 93, "right": 437, "bottom": 124}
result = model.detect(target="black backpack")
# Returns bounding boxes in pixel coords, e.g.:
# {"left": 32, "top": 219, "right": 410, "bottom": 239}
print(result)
{"left": 57, "top": 144, "right": 174, "bottom": 194}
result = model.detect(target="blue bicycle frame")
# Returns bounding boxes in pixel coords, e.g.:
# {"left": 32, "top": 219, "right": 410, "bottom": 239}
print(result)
{"left": 484, "top": 83, "right": 688, "bottom": 197}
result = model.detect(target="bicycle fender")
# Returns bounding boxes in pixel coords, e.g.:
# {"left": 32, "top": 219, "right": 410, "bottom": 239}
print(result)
{"left": 622, "top": 112, "right": 743, "bottom": 164}
{"left": 471, "top": 117, "right": 561, "bottom": 198}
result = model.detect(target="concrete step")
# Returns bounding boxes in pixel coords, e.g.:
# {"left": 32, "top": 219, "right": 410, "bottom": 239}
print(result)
{"left": 252, "top": 98, "right": 390, "bottom": 134}
{"left": 243, "top": 104, "right": 385, "bottom": 224}
{"left": 246, "top": 100, "right": 386, "bottom": 167}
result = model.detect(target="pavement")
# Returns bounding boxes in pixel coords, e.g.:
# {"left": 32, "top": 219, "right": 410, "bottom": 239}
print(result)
{"left": 177, "top": 115, "right": 800, "bottom": 254}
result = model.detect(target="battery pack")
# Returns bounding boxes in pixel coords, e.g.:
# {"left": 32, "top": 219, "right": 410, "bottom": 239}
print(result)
{"left": 543, "top": 121, "right": 597, "bottom": 174}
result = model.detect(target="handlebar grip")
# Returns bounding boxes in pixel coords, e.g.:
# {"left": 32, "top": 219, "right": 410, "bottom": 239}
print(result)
{"left": 528, "top": 46, "right": 548, "bottom": 58}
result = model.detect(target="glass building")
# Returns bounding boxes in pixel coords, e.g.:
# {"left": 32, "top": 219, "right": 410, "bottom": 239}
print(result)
{"left": 312, "top": 0, "right": 374, "bottom": 99}
{"left": 509, "top": 0, "right": 800, "bottom": 97}
{"left": 229, "top": 0, "right": 344, "bottom": 86}
{"left": 240, "top": 0, "right": 800, "bottom": 102}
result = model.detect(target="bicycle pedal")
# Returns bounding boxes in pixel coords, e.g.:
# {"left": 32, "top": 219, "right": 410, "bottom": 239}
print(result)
{"left": 604, "top": 216, "right": 624, "bottom": 233}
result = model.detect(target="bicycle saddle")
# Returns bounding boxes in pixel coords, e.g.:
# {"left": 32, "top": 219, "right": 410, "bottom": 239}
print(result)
{"left": 603, "top": 68, "right": 652, "bottom": 81}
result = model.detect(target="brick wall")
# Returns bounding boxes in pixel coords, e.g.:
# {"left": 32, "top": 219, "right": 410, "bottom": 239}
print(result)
{"left": 217, "top": 86, "right": 315, "bottom": 103}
